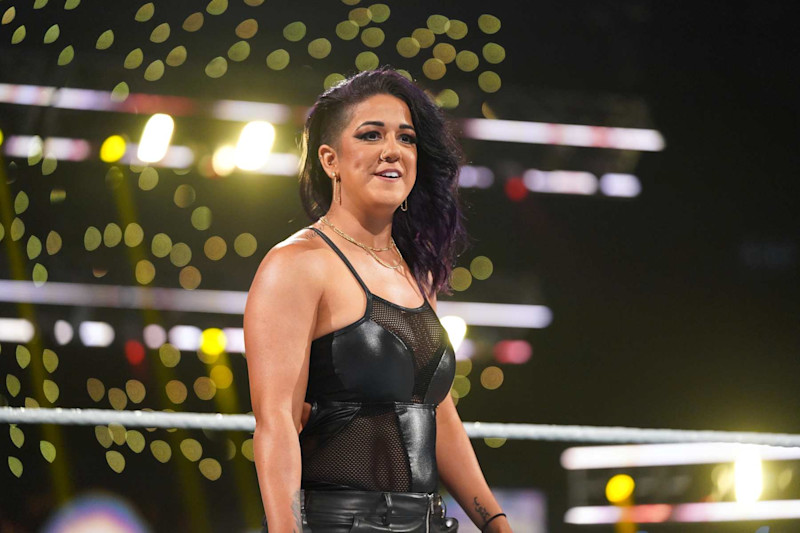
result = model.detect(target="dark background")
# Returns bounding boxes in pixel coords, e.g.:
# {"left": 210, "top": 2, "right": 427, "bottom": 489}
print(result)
{"left": 1, "top": 1, "right": 798, "bottom": 531}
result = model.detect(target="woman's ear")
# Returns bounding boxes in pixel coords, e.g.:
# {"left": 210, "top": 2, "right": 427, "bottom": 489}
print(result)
{"left": 318, "top": 144, "right": 337, "bottom": 177}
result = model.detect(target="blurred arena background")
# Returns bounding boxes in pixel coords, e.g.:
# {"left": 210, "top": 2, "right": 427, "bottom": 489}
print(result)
{"left": 0, "top": 1, "right": 798, "bottom": 531}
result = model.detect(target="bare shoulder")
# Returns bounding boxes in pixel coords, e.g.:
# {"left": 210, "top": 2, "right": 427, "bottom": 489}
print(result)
{"left": 247, "top": 227, "right": 329, "bottom": 299}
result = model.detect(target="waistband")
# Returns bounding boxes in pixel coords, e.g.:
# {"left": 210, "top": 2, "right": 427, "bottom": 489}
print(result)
{"left": 302, "top": 489, "right": 446, "bottom": 520}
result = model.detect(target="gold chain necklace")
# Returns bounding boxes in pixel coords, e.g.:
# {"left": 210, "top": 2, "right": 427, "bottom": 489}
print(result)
{"left": 318, "top": 216, "right": 404, "bottom": 270}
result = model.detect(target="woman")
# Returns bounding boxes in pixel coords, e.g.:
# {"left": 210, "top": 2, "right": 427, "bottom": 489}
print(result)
{"left": 244, "top": 68, "right": 512, "bottom": 532}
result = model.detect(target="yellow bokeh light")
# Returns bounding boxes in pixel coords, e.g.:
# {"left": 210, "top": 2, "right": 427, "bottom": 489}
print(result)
{"left": 308, "top": 38, "right": 331, "bottom": 59}
{"left": 135, "top": 259, "right": 156, "bottom": 285}
{"left": 423, "top": 58, "right": 446, "bottom": 80}
{"left": 126, "top": 430, "right": 145, "bottom": 453}
{"left": 451, "top": 375, "right": 471, "bottom": 398}
{"left": 108, "top": 387, "right": 128, "bottom": 410}
{"left": 450, "top": 267, "right": 472, "bottom": 291}
{"left": 199, "top": 458, "right": 222, "bottom": 480}
{"left": 266, "top": 49, "right": 290, "bottom": 70}
{"left": 166, "top": 380, "right": 188, "bottom": 404}
{"left": 87, "top": 377, "right": 105, "bottom": 402}
{"left": 125, "top": 379, "right": 146, "bottom": 403}
{"left": 480, "top": 366, "right": 504, "bottom": 390}
{"left": 478, "top": 14, "right": 502, "bottom": 34}
{"left": 180, "top": 266, "right": 202, "bottom": 290}
{"left": 355, "top": 51, "right": 379, "bottom": 71}
{"left": 170, "top": 242, "right": 192, "bottom": 267}
{"left": 411, "top": 28, "right": 435, "bottom": 48}
{"left": 606, "top": 474, "right": 635, "bottom": 504}
{"left": 470, "top": 256, "right": 494, "bottom": 280}
{"left": 368, "top": 4, "right": 390, "bottom": 22}
{"left": 242, "top": 438, "right": 254, "bottom": 461}
{"left": 159, "top": 343, "right": 181, "bottom": 367}
{"left": 236, "top": 19, "right": 258, "bottom": 39}
{"left": 150, "top": 440, "right": 172, "bottom": 463}
{"left": 194, "top": 376, "right": 217, "bottom": 400}
{"left": 138, "top": 113, "right": 174, "bottom": 163}
{"left": 204, "top": 236, "right": 227, "bottom": 260}
{"left": 427, "top": 14, "right": 450, "bottom": 34}
{"left": 335, "top": 20, "right": 359, "bottom": 41}
{"left": 235, "top": 121, "right": 275, "bottom": 171}
{"left": 455, "top": 358, "right": 472, "bottom": 377}
{"left": 201, "top": 328, "right": 227, "bottom": 356}
{"left": 210, "top": 365, "right": 234, "bottom": 389}
{"left": 151, "top": 232, "right": 172, "bottom": 257}
{"left": 16, "top": 345, "right": 31, "bottom": 369}
{"left": 124, "top": 223, "right": 144, "bottom": 247}
{"left": 484, "top": 437, "right": 506, "bottom": 448}
{"left": 6, "top": 374, "right": 21, "bottom": 397}
{"left": 234, "top": 233, "right": 257, "bottom": 257}
{"left": 212, "top": 145, "right": 236, "bottom": 176}
{"left": 13, "top": 191, "right": 29, "bottom": 214}
{"left": 100, "top": 135, "right": 126, "bottom": 163}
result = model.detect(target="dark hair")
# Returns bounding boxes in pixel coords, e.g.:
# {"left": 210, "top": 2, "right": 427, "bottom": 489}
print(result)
{"left": 299, "top": 67, "right": 468, "bottom": 297}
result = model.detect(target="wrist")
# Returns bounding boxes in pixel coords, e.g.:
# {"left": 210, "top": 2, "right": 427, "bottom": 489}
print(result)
{"left": 480, "top": 512, "right": 508, "bottom": 532}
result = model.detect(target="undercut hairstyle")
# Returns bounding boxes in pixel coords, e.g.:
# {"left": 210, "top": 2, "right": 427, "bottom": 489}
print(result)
{"left": 299, "top": 66, "right": 468, "bottom": 297}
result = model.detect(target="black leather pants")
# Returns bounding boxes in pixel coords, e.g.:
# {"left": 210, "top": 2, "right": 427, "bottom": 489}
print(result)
{"left": 263, "top": 489, "right": 459, "bottom": 532}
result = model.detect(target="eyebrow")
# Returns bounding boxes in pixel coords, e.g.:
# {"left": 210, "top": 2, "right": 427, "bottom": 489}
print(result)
{"left": 356, "top": 120, "right": 416, "bottom": 131}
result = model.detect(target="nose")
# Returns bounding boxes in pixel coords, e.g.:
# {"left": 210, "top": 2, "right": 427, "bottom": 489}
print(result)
{"left": 380, "top": 136, "right": 401, "bottom": 163}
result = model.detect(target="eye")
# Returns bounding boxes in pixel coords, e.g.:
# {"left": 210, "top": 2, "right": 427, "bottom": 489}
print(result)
{"left": 357, "top": 131, "right": 381, "bottom": 141}
{"left": 400, "top": 133, "right": 417, "bottom": 145}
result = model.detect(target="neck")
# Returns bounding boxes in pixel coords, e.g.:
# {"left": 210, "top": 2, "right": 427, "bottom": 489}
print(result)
{"left": 322, "top": 207, "right": 393, "bottom": 248}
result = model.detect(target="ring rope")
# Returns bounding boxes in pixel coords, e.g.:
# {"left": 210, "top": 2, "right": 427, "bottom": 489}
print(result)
{"left": 2, "top": 407, "right": 799, "bottom": 446}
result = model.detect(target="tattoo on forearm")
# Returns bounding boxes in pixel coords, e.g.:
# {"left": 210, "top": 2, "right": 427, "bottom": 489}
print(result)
{"left": 473, "top": 496, "right": 491, "bottom": 523}
{"left": 292, "top": 489, "right": 302, "bottom": 532}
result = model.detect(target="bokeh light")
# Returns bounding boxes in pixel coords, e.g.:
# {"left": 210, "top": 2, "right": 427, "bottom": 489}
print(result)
{"left": 100, "top": 135, "right": 126, "bottom": 163}
{"left": 480, "top": 366, "right": 504, "bottom": 390}
{"left": 606, "top": 474, "right": 635, "bottom": 504}
{"left": 137, "top": 114, "right": 174, "bottom": 163}
{"left": 235, "top": 121, "right": 275, "bottom": 171}
{"left": 439, "top": 315, "right": 467, "bottom": 352}
{"left": 200, "top": 328, "right": 227, "bottom": 357}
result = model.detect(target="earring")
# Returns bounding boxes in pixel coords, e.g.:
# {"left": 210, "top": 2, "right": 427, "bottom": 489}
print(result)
{"left": 332, "top": 172, "right": 342, "bottom": 205}
{"left": 400, "top": 197, "right": 408, "bottom": 211}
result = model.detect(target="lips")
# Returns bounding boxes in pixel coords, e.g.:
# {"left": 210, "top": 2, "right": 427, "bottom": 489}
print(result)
{"left": 375, "top": 168, "right": 402, "bottom": 179}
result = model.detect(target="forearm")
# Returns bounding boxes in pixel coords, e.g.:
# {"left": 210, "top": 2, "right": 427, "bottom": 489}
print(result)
{"left": 254, "top": 415, "right": 303, "bottom": 532}
{"left": 435, "top": 396, "right": 511, "bottom": 532}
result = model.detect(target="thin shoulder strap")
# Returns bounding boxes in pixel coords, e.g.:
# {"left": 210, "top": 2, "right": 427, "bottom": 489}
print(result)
{"left": 307, "top": 226, "right": 371, "bottom": 296}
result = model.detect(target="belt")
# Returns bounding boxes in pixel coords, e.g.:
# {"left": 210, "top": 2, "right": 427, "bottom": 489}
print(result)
{"left": 301, "top": 489, "right": 447, "bottom": 531}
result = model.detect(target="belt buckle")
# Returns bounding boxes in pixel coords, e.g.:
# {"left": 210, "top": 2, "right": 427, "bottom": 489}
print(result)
{"left": 431, "top": 493, "right": 445, "bottom": 519}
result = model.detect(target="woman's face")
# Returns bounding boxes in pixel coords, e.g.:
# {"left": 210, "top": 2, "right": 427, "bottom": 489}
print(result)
{"left": 320, "top": 93, "right": 417, "bottom": 213}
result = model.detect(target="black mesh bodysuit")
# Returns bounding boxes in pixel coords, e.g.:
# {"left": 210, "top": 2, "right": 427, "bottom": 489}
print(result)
{"left": 300, "top": 227, "right": 456, "bottom": 494}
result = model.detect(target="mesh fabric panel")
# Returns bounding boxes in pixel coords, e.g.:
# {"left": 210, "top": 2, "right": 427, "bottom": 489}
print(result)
{"left": 370, "top": 299, "right": 447, "bottom": 403}
{"left": 302, "top": 403, "right": 412, "bottom": 491}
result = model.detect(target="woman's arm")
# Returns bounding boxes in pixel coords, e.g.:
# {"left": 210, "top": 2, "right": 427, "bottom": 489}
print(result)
{"left": 244, "top": 242, "right": 324, "bottom": 532}
{"left": 429, "top": 291, "right": 512, "bottom": 533}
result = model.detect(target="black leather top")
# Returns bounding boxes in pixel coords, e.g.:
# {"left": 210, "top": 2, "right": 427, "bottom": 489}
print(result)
{"left": 299, "top": 226, "right": 456, "bottom": 493}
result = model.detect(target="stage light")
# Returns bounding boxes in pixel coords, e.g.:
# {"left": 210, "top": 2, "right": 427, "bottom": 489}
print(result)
{"left": 168, "top": 325, "right": 201, "bottom": 351}
{"left": 124, "top": 340, "right": 145, "bottom": 366}
{"left": 54, "top": 319, "right": 73, "bottom": 345}
{"left": 200, "top": 327, "right": 227, "bottom": 357}
{"left": 137, "top": 113, "right": 174, "bottom": 163}
{"left": 0, "top": 318, "right": 34, "bottom": 342}
{"left": 440, "top": 315, "right": 467, "bottom": 352}
{"left": 143, "top": 324, "right": 166, "bottom": 349}
{"left": 493, "top": 340, "right": 532, "bottom": 364}
{"left": 212, "top": 145, "right": 236, "bottom": 176}
{"left": 523, "top": 169, "right": 598, "bottom": 195}
{"left": 735, "top": 448, "right": 763, "bottom": 503}
{"left": 235, "top": 121, "right": 275, "bottom": 171}
{"left": 605, "top": 474, "right": 635, "bottom": 504}
{"left": 600, "top": 173, "right": 642, "bottom": 198}
{"left": 100, "top": 135, "right": 126, "bottom": 163}
{"left": 78, "top": 321, "right": 115, "bottom": 347}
